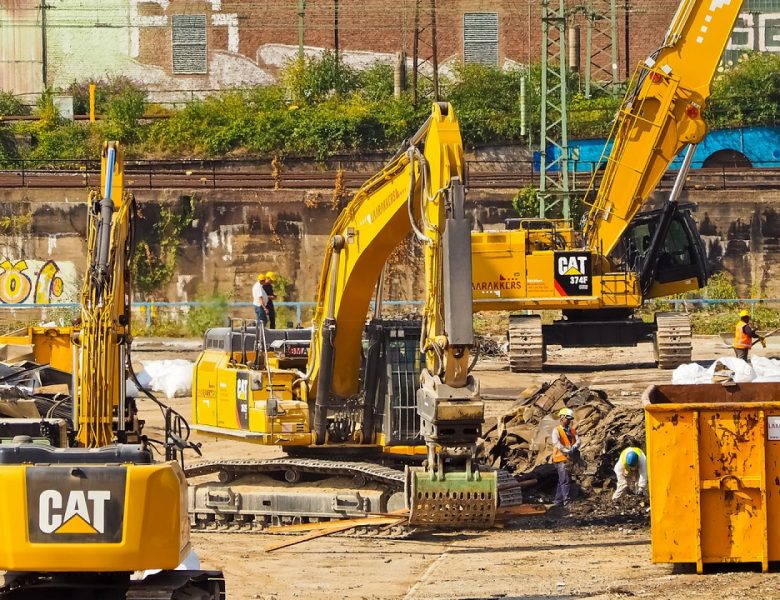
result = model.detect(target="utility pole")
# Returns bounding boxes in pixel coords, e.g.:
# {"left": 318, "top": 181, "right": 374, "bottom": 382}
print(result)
{"left": 334, "top": 0, "right": 340, "bottom": 92}
{"left": 411, "top": 0, "right": 439, "bottom": 107}
{"left": 298, "top": 0, "right": 306, "bottom": 60}
{"left": 538, "top": 0, "right": 571, "bottom": 221}
{"left": 40, "top": 1, "right": 48, "bottom": 87}
{"left": 582, "top": 0, "right": 619, "bottom": 97}
{"left": 624, "top": 0, "right": 630, "bottom": 80}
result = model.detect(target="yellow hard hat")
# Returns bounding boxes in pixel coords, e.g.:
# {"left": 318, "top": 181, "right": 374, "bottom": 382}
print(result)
{"left": 257, "top": 274, "right": 264, "bottom": 281}
{"left": 265, "top": 271, "right": 276, "bottom": 281}
{"left": 739, "top": 309, "right": 750, "bottom": 318}
{"left": 558, "top": 408, "right": 574, "bottom": 419}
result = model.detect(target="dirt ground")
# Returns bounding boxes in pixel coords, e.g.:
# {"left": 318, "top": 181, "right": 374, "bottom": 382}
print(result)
{"left": 131, "top": 336, "right": 780, "bottom": 600}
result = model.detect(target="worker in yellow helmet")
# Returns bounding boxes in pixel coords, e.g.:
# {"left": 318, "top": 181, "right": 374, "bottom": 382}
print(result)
{"left": 551, "top": 407, "right": 580, "bottom": 507}
{"left": 252, "top": 274, "right": 269, "bottom": 326}
{"left": 733, "top": 309, "right": 763, "bottom": 361}
{"left": 261, "top": 271, "right": 277, "bottom": 329}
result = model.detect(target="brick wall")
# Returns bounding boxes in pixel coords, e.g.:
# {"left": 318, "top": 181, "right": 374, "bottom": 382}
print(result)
{"left": 136, "top": 0, "right": 683, "bottom": 85}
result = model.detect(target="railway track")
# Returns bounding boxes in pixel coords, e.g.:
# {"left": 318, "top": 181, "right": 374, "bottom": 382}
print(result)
{"left": 0, "top": 165, "right": 777, "bottom": 191}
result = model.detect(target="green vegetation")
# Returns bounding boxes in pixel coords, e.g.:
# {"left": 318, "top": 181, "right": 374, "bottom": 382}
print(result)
{"left": 647, "top": 271, "right": 780, "bottom": 335}
{"left": 2, "top": 52, "right": 780, "bottom": 166}
{"left": 184, "top": 292, "right": 230, "bottom": 336}
{"left": 132, "top": 196, "right": 196, "bottom": 298}
{"left": 707, "top": 52, "right": 780, "bottom": 128}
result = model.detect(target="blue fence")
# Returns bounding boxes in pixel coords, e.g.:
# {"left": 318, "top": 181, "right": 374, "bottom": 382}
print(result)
{"left": 0, "top": 300, "right": 426, "bottom": 329}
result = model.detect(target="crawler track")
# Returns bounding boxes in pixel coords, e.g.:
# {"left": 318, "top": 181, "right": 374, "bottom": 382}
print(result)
{"left": 508, "top": 314, "right": 545, "bottom": 372}
{"left": 186, "top": 458, "right": 521, "bottom": 533}
{"left": 654, "top": 312, "right": 693, "bottom": 369}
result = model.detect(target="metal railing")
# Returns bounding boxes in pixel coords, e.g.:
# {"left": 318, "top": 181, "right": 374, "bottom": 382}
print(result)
{"left": 0, "top": 300, "right": 425, "bottom": 330}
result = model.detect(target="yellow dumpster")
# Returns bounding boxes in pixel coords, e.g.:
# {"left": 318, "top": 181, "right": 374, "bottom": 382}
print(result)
{"left": 643, "top": 382, "right": 780, "bottom": 573}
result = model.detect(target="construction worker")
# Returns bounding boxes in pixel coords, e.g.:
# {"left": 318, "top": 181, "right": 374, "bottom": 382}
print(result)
{"left": 262, "top": 271, "right": 277, "bottom": 329}
{"left": 252, "top": 274, "right": 269, "bottom": 326}
{"left": 733, "top": 309, "right": 763, "bottom": 361}
{"left": 612, "top": 447, "right": 648, "bottom": 501}
{"left": 552, "top": 407, "right": 579, "bottom": 507}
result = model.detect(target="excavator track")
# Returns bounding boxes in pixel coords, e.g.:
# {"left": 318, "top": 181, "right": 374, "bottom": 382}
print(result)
{"left": 186, "top": 458, "right": 521, "bottom": 533}
{"left": 654, "top": 312, "right": 692, "bottom": 369}
{"left": 0, "top": 571, "right": 225, "bottom": 600}
{"left": 508, "top": 314, "right": 545, "bottom": 372}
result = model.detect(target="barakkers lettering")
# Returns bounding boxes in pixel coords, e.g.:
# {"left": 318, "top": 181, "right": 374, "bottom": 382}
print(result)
{"left": 473, "top": 280, "right": 522, "bottom": 291}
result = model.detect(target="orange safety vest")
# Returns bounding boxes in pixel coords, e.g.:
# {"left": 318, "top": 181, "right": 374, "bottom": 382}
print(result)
{"left": 553, "top": 425, "right": 577, "bottom": 463}
{"left": 734, "top": 321, "right": 752, "bottom": 349}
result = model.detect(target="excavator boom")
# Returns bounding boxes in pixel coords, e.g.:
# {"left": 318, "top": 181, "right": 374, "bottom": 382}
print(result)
{"left": 582, "top": 0, "right": 744, "bottom": 255}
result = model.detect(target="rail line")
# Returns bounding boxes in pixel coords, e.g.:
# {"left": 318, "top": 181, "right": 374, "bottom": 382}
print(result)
{"left": 0, "top": 163, "right": 776, "bottom": 191}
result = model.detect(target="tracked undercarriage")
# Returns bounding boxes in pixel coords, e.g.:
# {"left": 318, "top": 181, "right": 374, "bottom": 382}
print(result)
{"left": 0, "top": 570, "right": 225, "bottom": 600}
{"left": 186, "top": 457, "right": 522, "bottom": 533}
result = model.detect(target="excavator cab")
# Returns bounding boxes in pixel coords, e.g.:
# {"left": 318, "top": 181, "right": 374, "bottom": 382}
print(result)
{"left": 617, "top": 206, "right": 709, "bottom": 299}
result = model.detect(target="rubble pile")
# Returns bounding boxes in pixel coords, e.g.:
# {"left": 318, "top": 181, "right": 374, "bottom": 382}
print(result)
{"left": 482, "top": 375, "right": 645, "bottom": 497}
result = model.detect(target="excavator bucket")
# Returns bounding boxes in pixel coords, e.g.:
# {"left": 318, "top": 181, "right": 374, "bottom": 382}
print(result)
{"left": 406, "top": 466, "right": 497, "bottom": 528}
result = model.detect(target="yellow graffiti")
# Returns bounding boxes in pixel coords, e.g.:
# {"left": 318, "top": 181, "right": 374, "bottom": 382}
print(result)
{"left": 0, "top": 259, "right": 32, "bottom": 304}
{"left": 34, "top": 260, "right": 64, "bottom": 304}
{"left": 0, "top": 259, "right": 66, "bottom": 304}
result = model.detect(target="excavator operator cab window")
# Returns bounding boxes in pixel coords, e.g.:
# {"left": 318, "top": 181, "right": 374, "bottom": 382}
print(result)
{"left": 622, "top": 212, "right": 704, "bottom": 285}
{"left": 658, "top": 219, "right": 695, "bottom": 270}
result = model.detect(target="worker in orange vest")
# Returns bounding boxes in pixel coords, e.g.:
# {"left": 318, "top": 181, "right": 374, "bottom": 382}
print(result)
{"left": 552, "top": 407, "right": 580, "bottom": 507}
{"left": 733, "top": 309, "right": 763, "bottom": 361}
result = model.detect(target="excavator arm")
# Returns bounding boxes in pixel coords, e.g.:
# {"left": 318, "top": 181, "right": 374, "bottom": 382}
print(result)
{"left": 308, "top": 102, "right": 474, "bottom": 444}
{"left": 305, "top": 103, "right": 495, "bottom": 526}
{"left": 73, "top": 142, "right": 133, "bottom": 447}
{"left": 582, "top": 0, "right": 744, "bottom": 257}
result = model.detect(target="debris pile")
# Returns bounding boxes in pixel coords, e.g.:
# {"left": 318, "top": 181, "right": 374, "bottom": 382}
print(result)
{"left": 482, "top": 375, "right": 645, "bottom": 498}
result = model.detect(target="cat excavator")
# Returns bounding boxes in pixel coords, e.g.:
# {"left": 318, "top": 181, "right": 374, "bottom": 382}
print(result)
{"left": 0, "top": 143, "right": 223, "bottom": 599}
{"left": 189, "top": 102, "right": 507, "bottom": 530}
{"left": 472, "top": 0, "right": 744, "bottom": 371}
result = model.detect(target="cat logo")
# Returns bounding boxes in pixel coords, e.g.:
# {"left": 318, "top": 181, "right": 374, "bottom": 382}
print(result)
{"left": 39, "top": 490, "right": 111, "bottom": 534}
{"left": 557, "top": 255, "right": 588, "bottom": 277}
{"left": 27, "top": 466, "right": 126, "bottom": 543}
{"left": 554, "top": 251, "right": 592, "bottom": 297}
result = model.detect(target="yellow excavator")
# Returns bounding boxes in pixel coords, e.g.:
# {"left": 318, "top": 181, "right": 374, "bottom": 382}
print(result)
{"left": 189, "top": 102, "right": 508, "bottom": 529}
{"left": 0, "top": 143, "right": 224, "bottom": 599}
{"left": 472, "top": 0, "right": 744, "bottom": 371}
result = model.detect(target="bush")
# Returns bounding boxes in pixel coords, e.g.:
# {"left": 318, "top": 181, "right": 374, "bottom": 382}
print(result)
{"left": 708, "top": 53, "right": 780, "bottom": 128}
{"left": 568, "top": 93, "right": 621, "bottom": 138}
{"left": 703, "top": 271, "right": 738, "bottom": 301}
{"left": 441, "top": 63, "right": 526, "bottom": 147}
{"left": 185, "top": 292, "right": 230, "bottom": 336}
{"left": 0, "top": 92, "right": 30, "bottom": 116}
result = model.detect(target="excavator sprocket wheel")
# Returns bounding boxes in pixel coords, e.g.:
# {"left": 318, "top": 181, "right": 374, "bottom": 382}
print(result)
{"left": 406, "top": 467, "right": 497, "bottom": 528}
{"left": 508, "top": 314, "right": 545, "bottom": 372}
{"left": 654, "top": 312, "right": 692, "bottom": 369}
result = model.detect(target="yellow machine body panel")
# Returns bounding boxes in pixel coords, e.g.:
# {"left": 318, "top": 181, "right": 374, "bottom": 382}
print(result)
{"left": 0, "top": 326, "right": 73, "bottom": 372}
{"left": 193, "top": 349, "right": 312, "bottom": 445}
{"left": 471, "top": 229, "right": 642, "bottom": 312}
{"left": 645, "top": 276, "right": 701, "bottom": 299}
{"left": 0, "top": 461, "right": 189, "bottom": 572}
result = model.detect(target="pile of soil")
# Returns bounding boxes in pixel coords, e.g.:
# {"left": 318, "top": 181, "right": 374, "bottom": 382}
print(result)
{"left": 482, "top": 375, "right": 646, "bottom": 500}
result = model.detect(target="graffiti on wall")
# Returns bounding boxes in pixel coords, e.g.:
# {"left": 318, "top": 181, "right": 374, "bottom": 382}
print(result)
{"left": 0, "top": 259, "right": 77, "bottom": 305}
{"left": 728, "top": 12, "right": 780, "bottom": 53}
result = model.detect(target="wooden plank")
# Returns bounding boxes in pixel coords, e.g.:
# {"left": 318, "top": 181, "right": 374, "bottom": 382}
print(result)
{"left": 265, "top": 514, "right": 404, "bottom": 535}
{"left": 264, "top": 516, "right": 404, "bottom": 552}
{"left": 495, "top": 504, "right": 548, "bottom": 519}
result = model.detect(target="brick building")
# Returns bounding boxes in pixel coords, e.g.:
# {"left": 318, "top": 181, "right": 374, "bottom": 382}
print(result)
{"left": 1, "top": 0, "right": 780, "bottom": 101}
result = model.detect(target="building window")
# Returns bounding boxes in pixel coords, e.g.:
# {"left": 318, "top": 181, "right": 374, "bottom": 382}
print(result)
{"left": 172, "top": 14, "right": 207, "bottom": 74}
{"left": 464, "top": 13, "right": 499, "bottom": 65}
